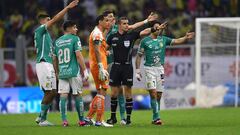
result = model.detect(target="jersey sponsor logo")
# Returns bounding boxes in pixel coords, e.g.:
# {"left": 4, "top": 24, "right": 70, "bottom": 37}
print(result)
{"left": 112, "top": 37, "right": 119, "bottom": 41}
{"left": 56, "top": 39, "right": 72, "bottom": 46}
{"left": 148, "top": 45, "right": 152, "bottom": 48}
{"left": 127, "top": 79, "right": 133, "bottom": 82}
{"left": 124, "top": 40, "right": 130, "bottom": 47}
{"left": 112, "top": 43, "right": 117, "bottom": 47}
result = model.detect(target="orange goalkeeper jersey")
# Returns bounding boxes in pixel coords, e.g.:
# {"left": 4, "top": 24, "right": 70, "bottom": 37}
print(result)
{"left": 89, "top": 26, "right": 108, "bottom": 70}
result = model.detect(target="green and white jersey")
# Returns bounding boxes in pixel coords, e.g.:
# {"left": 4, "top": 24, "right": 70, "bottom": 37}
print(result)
{"left": 54, "top": 34, "right": 82, "bottom": 79}
{"left": 138, "top": 35, "right": 173, "bottom": 66}
{"left": 106, "top": 24, "right": 118, "bottom": 64}
{"left": 34, "top": 24, "right": 53, "bottom": 63}
{"left": 106, "top": 24, "right": 118, "bottom": 40}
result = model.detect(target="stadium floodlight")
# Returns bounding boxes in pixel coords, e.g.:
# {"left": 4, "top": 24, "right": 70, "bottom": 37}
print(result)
{"left": 195, "top": 17, "right": 240, "bottom": 107}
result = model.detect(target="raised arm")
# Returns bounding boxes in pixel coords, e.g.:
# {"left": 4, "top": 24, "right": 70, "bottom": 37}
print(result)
{"left": 140, "top": 21, "right": 168, "bottom": 37}
{"left": 128, "top": 12, "right": 158, "bottom": 30}
{"left": 172, "top": 32, "right": 195, "bottom": 45}
{"left": 46, "top": 0, "right": 79, "bottom": 28}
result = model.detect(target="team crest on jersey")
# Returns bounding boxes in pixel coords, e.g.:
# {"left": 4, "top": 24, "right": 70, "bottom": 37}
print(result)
{"left": 124, "top": 40, "right": 130, "bottom": 47}
{"left": 159, "top": 42, "right": 163, "bottom": 48}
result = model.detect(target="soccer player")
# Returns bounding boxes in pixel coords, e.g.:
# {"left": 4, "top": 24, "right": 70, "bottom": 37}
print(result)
{"left": 106, "top": 16, "right": 156, "bottom": 125}
{"left": 104, "top": 10, "right": 158, "bottom": 125}
{"left": 85, "top": 13, "right": 112, "bottom": 127}
{"left": 135, "top": 21, "right": 194, "bottom": 125}
{"left": 34, "top": 0, "right": 79, "bottom": 126}
{"left": 52, "top": 20, "right": 89, "bottom": 127}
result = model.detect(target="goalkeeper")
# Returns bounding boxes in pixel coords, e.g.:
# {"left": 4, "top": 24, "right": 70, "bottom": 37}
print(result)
{"left": 135, "top": 21, "right": 194, "bottom": 125}
{"left": 85, "top": 13, "right": 112, "bottom": 127}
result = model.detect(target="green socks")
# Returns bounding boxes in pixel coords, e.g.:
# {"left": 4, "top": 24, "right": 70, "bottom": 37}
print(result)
{"left": 75, "top": 96, "right": 84, "bottom": 121}
{"left": 150, "top": 98, "right": 159, "bottom": 120}
{"left": 118, "top": 94, "right": 126, "bottom": 120}
{"left": 60, "top": 97, "right": 67, "bottom": 121}
{"left": 40, "top": 104, "right": 51, "bottom": 121}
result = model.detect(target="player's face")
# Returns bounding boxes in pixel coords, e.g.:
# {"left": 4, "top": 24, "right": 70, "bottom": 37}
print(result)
{"left": 119, "top": 19, "right": 129, "bottom": 32}
{"left": 107, "top": 13, "right": 115, "bottom": 26}
{"left": 101, "top": 17, "right": 111, "bottom": 30}
{"left": 68, "top": 25, "right": 78, "bottom": 35}
{"left": 153, "top": 23, "right": 161, "bottom": 36}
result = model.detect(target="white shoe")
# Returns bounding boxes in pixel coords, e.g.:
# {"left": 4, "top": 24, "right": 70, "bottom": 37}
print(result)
{"left": 84, "top": 118, "right": 96, "bottom": 125}
{"left": 101, "top": 121, "right": 113, "bottom": 127}
{"left": 35, "top": 117, "right": 41, "bottom": 124}
{"left": 39, "top": 120, "right": 54, "bottom": 126}
{"left": 120, "top": 119, "right": 127, "bottom": 125}
{"left": 90, "top": 118, "right": 96, "bottom": 125}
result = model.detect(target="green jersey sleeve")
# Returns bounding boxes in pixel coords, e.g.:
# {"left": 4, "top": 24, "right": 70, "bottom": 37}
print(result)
{"left": 74, "top": 37, "right": 82, "bottom": 52}
{"left": 35, "top": 24, "right": 47, "bottom": 35}
{"left": 162, "top": 36, "right": 173, "bottom": 46}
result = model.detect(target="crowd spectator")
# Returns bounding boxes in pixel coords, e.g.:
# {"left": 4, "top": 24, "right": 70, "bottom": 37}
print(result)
{"left": 0, "top": 0, "right": 239, "bottom": 49}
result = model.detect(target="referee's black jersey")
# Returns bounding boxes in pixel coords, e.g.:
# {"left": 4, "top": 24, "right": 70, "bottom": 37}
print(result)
{"left": 106, "top": 31, "right": 140, "bottom": 64}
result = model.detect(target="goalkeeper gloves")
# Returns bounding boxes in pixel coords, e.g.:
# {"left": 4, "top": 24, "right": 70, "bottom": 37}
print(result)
{"left": 83, "top": 69, "right": 89, "bottom": 81}
{"left": 98, "top": 63, "right": 109, "bottom": 81}
{"left": 135, "top": 69, "right": 142, "bottom": 81}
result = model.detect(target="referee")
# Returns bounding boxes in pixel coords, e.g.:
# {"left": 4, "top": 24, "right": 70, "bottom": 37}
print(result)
{"left": 106, "top": 16, "right": 151, "bottom": 125}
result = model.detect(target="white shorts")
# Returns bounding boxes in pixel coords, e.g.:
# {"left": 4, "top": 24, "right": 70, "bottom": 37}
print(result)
{"left": 58, "top": 76, "right": 83, "bottom": 95}
{"left": 36, "top": 62, "right": 56, "bottom": 90}
{"left": 144, "top": 65, "right": 165, "bottom": 92}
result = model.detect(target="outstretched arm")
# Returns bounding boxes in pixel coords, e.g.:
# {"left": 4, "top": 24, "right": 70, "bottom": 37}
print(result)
{"left": 46, "top": 0, "right": 79, "bottom": 29}
{"left": 128, "top": 12, "right": 158, "bottom": 30}
{"left": 172, "top": 32, "right": 195, "bottom": 45}
{"left": 140, "top": 21, "right": 168, "bottom": 37}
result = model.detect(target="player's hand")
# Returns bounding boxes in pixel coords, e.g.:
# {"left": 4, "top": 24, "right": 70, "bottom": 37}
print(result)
{"left": 185, "top": 32, "right": 195, "bottom": 39}
{"left": 66, "top": 0, "right": 79, "bottom": 9}
{"left": 158, "top": 21, "right": 168, "bottom": 30}
{"left": 147, "top": 12, "right": 158, "bottom": 22}
{"left": 98, "top": 63, "right": 109, "bottom": 81}
{"left": 106, "top": 50, "right": 112, "bottom": 56}
{"left": 83, "top": 69, "right": 89, "bottom": 81}
{"left": 135, "top": 69, "right": 142, "bottom": 81}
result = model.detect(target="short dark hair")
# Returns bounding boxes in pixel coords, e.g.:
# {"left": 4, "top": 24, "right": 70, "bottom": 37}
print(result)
{"left": 102, "top": 10, "right": 115, "bottom": 16}
{"left": 149, "top": 20, "right": 161, "bottom": 27}
{"left": 95, "top": 13, "right": 108, "bottom": 25}
{"left": 37, "top": 14, "right": 50, "bottom": 21}
{"left": 62, "top": 20, "right": 76, "bottom": 31}
{"left": 117, "top": 16, "right": 128, "bottom": 24}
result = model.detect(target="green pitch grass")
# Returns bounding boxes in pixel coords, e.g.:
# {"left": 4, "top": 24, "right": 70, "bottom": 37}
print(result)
{"left": 0, "top": 107, "right": 239, "bottom": 135}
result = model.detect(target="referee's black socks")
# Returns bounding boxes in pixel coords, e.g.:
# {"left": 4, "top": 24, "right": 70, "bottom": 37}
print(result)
{"left": 110, "top": 97, "right": 118, "bottom": 119}
{"left": 126, "top": 98, "right": 133, "bottom": 122}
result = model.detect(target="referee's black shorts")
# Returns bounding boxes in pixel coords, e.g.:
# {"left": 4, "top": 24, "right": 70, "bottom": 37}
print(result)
{"left": 109, "top": 63, "right": 133, "bottom": 87}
